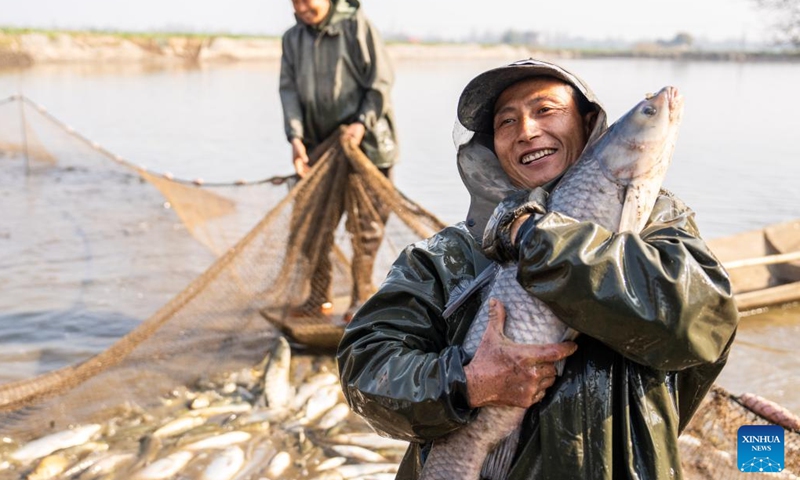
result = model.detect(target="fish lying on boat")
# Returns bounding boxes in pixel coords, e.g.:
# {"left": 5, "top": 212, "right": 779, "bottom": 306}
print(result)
{"left": 334, "top": 462, "right": 399, "bottom": 478}
{"left": 1, "top": 335, "right": 407, "bottom": 480}
{"left": 291, "top": 372, "right": 340, "bottom": 411}
{"left": 72, "top": 452, "right": 136, "bottom": 479}
{"left": 182, "top": 430, "right": 251, "bottom": 451}
{"left": 263, "top": 336, "right": 294, "bottom": 411}
{"left": 10, "top": 424, "right": 103, "bottom": 463}
{"left": 316, "top": 403, "right": 352, "bottom": 430}
{"left": 265, "top": 450, "right": 291, "bottom": 478}
{"left": 131, "top": 450, "right": 194, "bottom": 480}
{"left": 316, "top": 456, "right": 348, "bottom": 472}
{"left": 188, "top": 402, "right": 252, "bottom": 418}
{"left": 420, "top": 86, "right": 684, "bottom": 480}
{"left": 329, "top": 432, "right": 409, "bottom": 451}
{"left": 331, "top": 444, "right": 388, "bottom": 463}
{"left": 152, "top": 415, "right": 206, "bottom": 438}
{"left": 200, "top": 445, "right": 245, "bottom": 480}
{"left": 26, "top": 452, "right": 71, "bottom": 480}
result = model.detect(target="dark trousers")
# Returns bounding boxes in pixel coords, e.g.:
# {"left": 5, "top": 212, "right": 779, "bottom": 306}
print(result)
{"left": 305, "top": 166, "right": 392, "bottom": 307}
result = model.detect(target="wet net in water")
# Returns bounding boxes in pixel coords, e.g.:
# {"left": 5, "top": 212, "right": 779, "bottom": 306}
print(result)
{"left": 0, "top": 94, "right": 443, "bottom": 438}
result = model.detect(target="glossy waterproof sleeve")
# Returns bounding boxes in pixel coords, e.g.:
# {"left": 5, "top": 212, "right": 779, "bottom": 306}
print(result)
{"left": 337, "top": 229, "right": 478, "bottom": 443}
{"left": 515, "top": 193, "right": 739, "bottom": 371}
{"left": 278, "top": 34, "right": 305, "bottom": 143}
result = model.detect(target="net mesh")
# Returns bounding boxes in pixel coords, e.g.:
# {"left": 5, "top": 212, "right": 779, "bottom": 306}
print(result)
{"left": 0, "top": 95, "right": 797, "bottom": 479}
{"left": 0, "top": 95, "right": 443, "bottom": 440}
{"left": 680, "top": 385, "right": 800, "bottom": 478}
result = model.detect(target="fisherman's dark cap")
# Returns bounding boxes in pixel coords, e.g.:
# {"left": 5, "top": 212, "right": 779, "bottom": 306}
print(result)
{"left": 457, "top": 58, "right": 590, "bottom": 134}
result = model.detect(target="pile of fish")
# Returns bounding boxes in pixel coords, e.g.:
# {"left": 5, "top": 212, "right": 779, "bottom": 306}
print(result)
{"left": 0, "top": 337, "right": 407, "bottom": 480}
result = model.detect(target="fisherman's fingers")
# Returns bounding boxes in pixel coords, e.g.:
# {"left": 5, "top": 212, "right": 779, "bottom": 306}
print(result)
{"left": 471, "top": 362, "right": 550, "bottom": 408}
{"left": 506, "top": 372, "right": 549, "bottom": 408}
{"left": 499, "top": 380, "right": 535, "bottom": 408}
{"left": 532, "top": 362, "right": 557, "bottom": 380}
{"left": 485, "top": 298, "right": 507, "bottom": 339}
{"left": 518, "top": 362, "right": 556, "bottom": 388}
{"left": 524, "top": 366, "right": 559, "bottom": 406}
{"left": 536, "top": 368, "right": 558, "bottom": 391}
{"left": 521, "top": 341, "right": 578, "bottom": 365}
{"left": 344, "top": 122, "right": 366, "bottom": 144}
{"left": 293, "top": 157, "right": 310, "bottom": 178}
{"left": 532, "top": 389, "right": 547, "bottom": 405}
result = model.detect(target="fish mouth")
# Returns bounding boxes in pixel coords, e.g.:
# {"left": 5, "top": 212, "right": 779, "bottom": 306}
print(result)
{"left": 666, "top": 87, "right": 684, "bottom": 122}
{"left": 649, "top": 86, "right": 684, "bottom": 122}
{"left": 520, "top": 148, "right": 556, "bottom": 165}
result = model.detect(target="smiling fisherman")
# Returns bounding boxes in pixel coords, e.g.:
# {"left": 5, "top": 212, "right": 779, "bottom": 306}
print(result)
{"left": 337, "top": 58, "right": 740, "bottom": 479}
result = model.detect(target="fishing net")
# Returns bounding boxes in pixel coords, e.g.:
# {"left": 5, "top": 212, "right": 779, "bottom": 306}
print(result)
{"left": 0, "top": 95, "right": 444, "bottom": 442}
{"left": 680, "top": 385, "right": 800, "bottom": 478}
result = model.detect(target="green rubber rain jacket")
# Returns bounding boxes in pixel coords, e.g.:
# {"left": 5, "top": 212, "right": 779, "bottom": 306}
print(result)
{"left": 337, "top": 61, "right": 739, "bottom": 479}
{"left": 279, "top": 0, "right": 398, "bottom": 168}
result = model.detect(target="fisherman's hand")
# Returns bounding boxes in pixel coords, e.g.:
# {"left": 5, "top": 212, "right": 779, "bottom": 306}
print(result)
{"left": 343, "top": 122, "right": 366, "bottom": 145}
{"left": 482, "top": 188, "right": 548, "bottom": 263}
{"left": 464, "top": 298, "right": 576, "bottom": 409}
{"left": 291, "top": 138, "right": 311, "bottom": 178}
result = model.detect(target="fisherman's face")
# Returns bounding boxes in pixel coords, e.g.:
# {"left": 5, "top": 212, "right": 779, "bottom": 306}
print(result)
{"left": 292, "top": 0, "right": 331, "bottom": 26}
{"left": 493, "top": 77, "right": 594, "bottom": 189}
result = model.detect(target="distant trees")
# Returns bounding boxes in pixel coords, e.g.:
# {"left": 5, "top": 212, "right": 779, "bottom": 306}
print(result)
{"left": 753, "top": 0, "right": 800, "bottom": 46}
{"left": 499, "top": 30, "right": 541, "bottom": 46}
{"left": 658, "top": 32, "right": 694, "bottom": 48}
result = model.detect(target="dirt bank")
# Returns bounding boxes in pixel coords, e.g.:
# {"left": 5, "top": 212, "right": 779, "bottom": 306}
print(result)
{"left": 0, "top": 31, "right": 541, "bottom": 67}
{"left": 1, "top": 30, "right": 796, "bottom": 68}
{"left": 0, "top": 32, "right": 281, "bottom": 65}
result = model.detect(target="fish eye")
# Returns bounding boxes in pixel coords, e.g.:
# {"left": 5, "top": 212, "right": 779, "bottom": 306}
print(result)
{"left": 642, "top": 105, "right": 657, "bottom": 116}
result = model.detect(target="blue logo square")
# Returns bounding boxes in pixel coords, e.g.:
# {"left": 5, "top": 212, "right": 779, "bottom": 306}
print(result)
{"left": 738, "top": 425, "right": 784, "bottom": 473}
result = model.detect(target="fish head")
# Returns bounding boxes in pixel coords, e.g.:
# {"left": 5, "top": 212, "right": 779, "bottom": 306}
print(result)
{"left": 591, "top": 86, "right": 684, "bottom": 232}
{"left": 599, "top": 86, "right": 684, "bottom": 184}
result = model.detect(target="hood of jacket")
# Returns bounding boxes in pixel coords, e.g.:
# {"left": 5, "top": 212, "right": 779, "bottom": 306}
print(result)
{"left": 295, "top": 0, "right": 359, "bottom": 31}
{"left": 456, "top": 59, "right": 609, "bottom": 239}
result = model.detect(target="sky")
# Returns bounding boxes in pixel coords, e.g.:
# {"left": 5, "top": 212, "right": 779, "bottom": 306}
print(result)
{"left": 2, "top": 0, "right": 773, "bottom": 44}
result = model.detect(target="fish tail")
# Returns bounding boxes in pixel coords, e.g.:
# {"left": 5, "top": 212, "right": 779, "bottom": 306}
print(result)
{"left": 480, "top": 427, "right": 521, "bottom": 480}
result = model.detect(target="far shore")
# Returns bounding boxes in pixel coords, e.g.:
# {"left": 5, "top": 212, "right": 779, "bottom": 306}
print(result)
{"left": 1, "top": 29, "right": 798, "bottom": 68}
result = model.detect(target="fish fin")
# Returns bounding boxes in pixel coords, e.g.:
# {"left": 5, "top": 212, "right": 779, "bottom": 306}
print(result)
{"left": 480, "top": 427, "right": 521, "bottom": 480}
{"left": 619, "top": 180, "right": 663, "bottom": 233}
{"left": 442, "top": 263, "right": 498, "bottom": 318}
{"left": 618, "top": 184, "right": 643, "bottom": 233}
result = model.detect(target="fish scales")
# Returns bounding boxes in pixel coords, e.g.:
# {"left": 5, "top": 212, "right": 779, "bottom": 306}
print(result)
{"left": 420, "top": 86, "right": 684, "bottom": 480}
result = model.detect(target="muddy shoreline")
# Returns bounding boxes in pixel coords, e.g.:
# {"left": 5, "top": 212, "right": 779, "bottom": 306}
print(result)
{"left": 1, "top": 31, "right": 798, "bottom": 68}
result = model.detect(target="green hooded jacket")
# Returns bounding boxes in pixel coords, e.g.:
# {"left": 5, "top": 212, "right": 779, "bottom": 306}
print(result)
{"left": 336, "top": 61, "right": 740, "bottom": 479}
{"left": 279, "top": 0, "right": 398, "bottom": 168}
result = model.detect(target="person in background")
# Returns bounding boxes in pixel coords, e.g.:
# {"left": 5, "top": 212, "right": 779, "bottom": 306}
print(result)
{"left": 337, "top": 58, "right": 740, "bottom": 479}
{"left": 280, "top": 0, "right": 399, "bottom": 320}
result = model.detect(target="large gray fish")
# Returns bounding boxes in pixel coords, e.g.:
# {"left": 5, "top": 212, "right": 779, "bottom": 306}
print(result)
{"left": 420, "top": 86, "right": 684, "bottom": 480}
